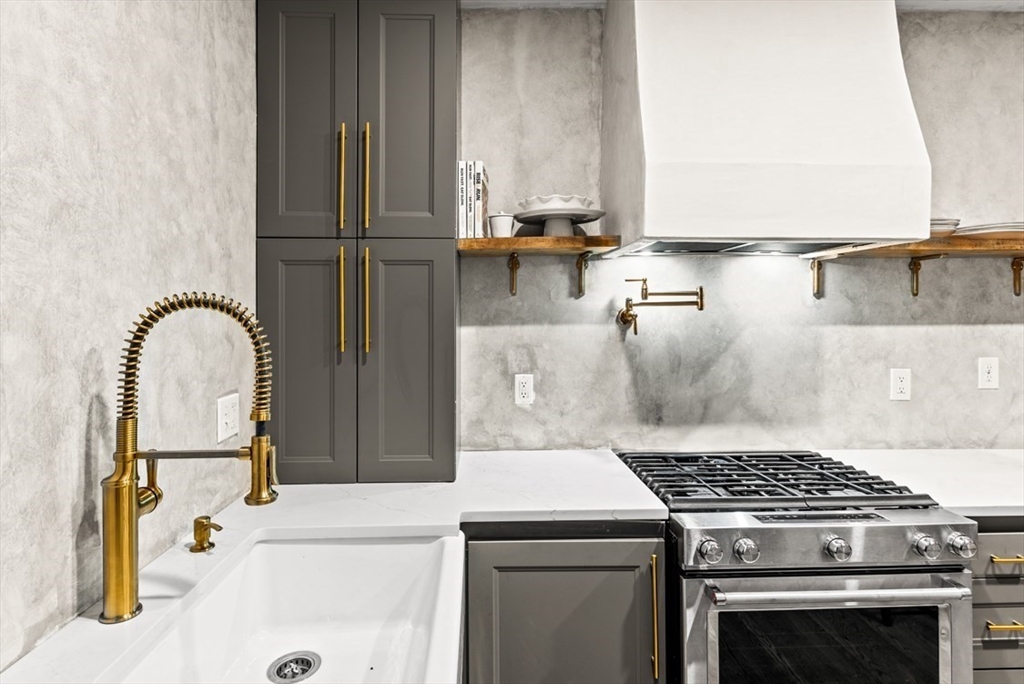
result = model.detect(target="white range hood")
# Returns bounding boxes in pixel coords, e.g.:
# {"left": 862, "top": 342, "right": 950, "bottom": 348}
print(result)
{"left": 601, "top": 0, "right": 932, "bottom": 256}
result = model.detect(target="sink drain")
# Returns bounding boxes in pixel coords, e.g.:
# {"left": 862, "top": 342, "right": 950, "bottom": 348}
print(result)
{"left": 267, "top": 651, "right": 321, "bottom": 683}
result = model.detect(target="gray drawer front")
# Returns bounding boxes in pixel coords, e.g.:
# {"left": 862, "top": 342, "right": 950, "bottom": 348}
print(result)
{"left": 973, "top": 670, "right": 1024, "bottom": 684}
{"left": 975, "top": 577, "right": 1024, "bottom": 606}
{"left": 974, "top": 533, "right": 1024, "bottom": 578}
{"left": 974, "top": 605, "right": 1024, "bottom": 670}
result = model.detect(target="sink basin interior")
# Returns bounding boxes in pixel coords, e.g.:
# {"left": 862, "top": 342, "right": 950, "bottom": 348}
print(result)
{"left": 110, "top": 534, "right": 462, "bottom": 683}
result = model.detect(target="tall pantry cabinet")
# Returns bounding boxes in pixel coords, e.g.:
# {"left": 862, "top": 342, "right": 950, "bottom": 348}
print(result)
{"left": 256, "top": 0, "right": 458, "bottom": 483}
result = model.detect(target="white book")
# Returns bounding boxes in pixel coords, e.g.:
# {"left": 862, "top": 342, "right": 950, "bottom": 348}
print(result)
{"left": 474, "top": 162, "right": 488, "bottom": 238}
{"left": 457, "top": 161, "right": 467, "bottom": 238}
{"left": 466, "top": 161, "right": 476, "bottom": 238}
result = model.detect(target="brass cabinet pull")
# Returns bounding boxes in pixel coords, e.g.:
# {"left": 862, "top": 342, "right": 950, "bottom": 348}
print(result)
{"left": 986, "top": 620, "right": 1024, "bottom": 632}
{"left": 363, "top": 122, "right": 371, "bottom": 229}
{"left": 363, "top": 246, "right": 371, "bottom": 352}
{"left": 991, "top": 554, "right": 1024, "bottom": 564}
{"left": 338, "top": 122, "right": 346, "bottom": 229}
{"left": 651, "top": 553, "right": 660, "bottom": 681}
{"left": 338, "top": 246, "right": 346, "bottom": 353}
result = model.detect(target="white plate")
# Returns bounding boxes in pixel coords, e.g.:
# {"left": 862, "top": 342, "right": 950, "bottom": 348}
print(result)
{"left": 517, "top": 195, "right": 595, "bottom": 212}
{"left": 513, "top": 207, "right": 605, "bottom": 226}
{"left": 952, "top": 222, "right": 1023, "bottom": 236}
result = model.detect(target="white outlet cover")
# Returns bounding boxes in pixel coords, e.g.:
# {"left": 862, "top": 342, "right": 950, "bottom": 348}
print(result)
{"left": 217, "top": 393, "right": 240, "bottom": 442}
{"left": 978, "top": 357, "right": 999, "bottom": 390}
{"left": 889, "top": 368, "right": 911, "bottom": 401}
{"left": 514, "top": 374, "right": 534, "bottom": 406}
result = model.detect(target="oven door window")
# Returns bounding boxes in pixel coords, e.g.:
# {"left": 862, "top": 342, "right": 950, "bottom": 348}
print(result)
{"left": 717, "top": 606, "right": 940, "bottom": 684}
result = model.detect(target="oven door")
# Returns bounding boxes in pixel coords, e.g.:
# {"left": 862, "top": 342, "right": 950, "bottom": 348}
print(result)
{"left": 682, "top": 570, "right": 973, "bottom": 684}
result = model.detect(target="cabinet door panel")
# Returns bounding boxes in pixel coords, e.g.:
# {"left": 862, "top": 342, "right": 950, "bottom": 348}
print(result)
{"left": 257, "top": 239, "right": 357, "bottom": 483}
{"left": 358, "top": 239, "right": 455, "bottom": 481}
{"left": 358, "top": 0, "right": 456, "bottom": 238}
{"left": 258, "top": 1, "right": 358, "bottom": 237}
{"left": 468, "top": 538, "right": 666, "bottom": 684}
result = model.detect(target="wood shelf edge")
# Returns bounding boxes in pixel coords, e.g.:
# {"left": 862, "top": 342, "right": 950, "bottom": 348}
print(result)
{"left": 815, "top": 236, "right": 1024, "bottom": 259}
{"left": 457, "top": 235, "right": 621, "bottom": 257}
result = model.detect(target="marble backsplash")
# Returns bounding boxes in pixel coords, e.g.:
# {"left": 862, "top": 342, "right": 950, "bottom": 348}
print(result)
{"left": 0, "top": 0, "right": 257, "bottom": 670}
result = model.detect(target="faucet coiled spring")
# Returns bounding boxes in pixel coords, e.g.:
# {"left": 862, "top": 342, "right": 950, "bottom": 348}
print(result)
{"left": 117, "top": 292, "right": 272, "bottom": 421}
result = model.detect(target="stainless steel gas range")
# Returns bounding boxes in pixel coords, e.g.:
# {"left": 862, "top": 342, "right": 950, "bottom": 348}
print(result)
{"left": 618, "top": 451, "right": 979, "bottom": 684}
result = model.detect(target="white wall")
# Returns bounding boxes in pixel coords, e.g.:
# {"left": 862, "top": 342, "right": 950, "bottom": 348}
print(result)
{"left": 0, "top": 0, "right": 256, "bottom": 670}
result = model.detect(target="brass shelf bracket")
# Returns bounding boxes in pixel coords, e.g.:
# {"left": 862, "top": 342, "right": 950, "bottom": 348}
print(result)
{"left": 508, "top": 252, "right": 520, "bottom": 296}
{"left": 908, "top": 254, "right": 946, "bottom": 297}
{"left": 1013, "top": 257, "right": 1023, "bottom": 296}
{"left": 576, "top": 251, "right": 592, "bottom": 297}
{"left": 810, "top": 260, "right": 824, "bottom": 299}
{"left": 617, "top": 278, "right": 704, "bottom": 336}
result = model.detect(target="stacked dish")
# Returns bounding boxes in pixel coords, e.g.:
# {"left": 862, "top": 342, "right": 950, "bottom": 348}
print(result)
{"left": 514, "top": 195, "right": 605, "bottom": 236}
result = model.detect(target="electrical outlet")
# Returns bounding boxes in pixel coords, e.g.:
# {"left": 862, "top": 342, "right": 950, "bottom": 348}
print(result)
{"left": 217, "top": 392, "right": 240, "bottom": 442}
{"left": 514, "top": 374, "right": 535, "bottom": 406}
{"left": 978, "top": 357, "right": 999, "bottom": 390}
{"left": 890, "top": 369, "right": 911, "bottom": 401}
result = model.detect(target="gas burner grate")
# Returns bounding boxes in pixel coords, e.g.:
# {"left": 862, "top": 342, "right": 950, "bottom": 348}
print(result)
{"left": 618, "top": 451, "right": 936, "bottom": 512}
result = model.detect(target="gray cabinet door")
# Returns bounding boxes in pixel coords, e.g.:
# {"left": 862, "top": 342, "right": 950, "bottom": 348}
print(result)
{"left": 358, "top": 0, "right": 457, "bottom": 239}
{"left": 468, "top": 538, "right": 667, "bottom": 684}
{"left": 258, "top": 1, "right": 358, "bottom": 238}
{"left": 357, "top": 239, "right": 456, "bottom": 481}
{"left": 257, "top": 239, "right": 358, "bottom": 483}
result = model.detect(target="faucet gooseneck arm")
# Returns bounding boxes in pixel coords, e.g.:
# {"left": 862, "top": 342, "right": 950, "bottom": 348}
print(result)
{"left": 100, "top": 292, "right": 278, "bottom": 624}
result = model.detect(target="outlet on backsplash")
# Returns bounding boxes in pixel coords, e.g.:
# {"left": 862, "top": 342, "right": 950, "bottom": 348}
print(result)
{"left": 890, "top": 369, "right": 911, "bottom": 401}
{"left": 978, "top": 358, "right": 999, "bottom": 390}
{"left": 515, "top": 374, "right": 535, "bottom": 406}
{"left": 217, "top": 392, "right": 240, "bottom": 442}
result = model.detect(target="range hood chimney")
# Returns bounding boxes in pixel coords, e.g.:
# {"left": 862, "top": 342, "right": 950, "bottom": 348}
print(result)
{"left": 601, "top": 0, "right": 931, "bottom": 256}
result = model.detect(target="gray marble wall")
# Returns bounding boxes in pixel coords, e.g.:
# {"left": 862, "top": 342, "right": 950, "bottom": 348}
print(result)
{"left": 0, "top": 0, "right": 256, "bottom": 670}
{"left": 459, "top": 9, "right": 1024, "bottom": 451}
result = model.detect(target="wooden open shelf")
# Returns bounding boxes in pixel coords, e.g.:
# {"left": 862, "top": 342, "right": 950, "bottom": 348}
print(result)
{"left": 457, "top": 235, "right": 621, "bottom": 257}
{"left": 804, "top": 234, "right": 1024, "bottom": 260}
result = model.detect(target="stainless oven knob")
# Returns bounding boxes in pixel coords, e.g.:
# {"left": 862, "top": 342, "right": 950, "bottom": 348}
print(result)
{"left": 733, "top": 538, "right": 760, "bottom": 563}
{"left": 698, "top": 539, "right": 724, "bottom": 564}
{"left": 825, "top": 536, "right": 852, "bottom": 562}
{"left": 947, "top": 533, "right": 978, "bottom": 559}
{"left": 913, "top": 535, "right": 942, "bottom": 560}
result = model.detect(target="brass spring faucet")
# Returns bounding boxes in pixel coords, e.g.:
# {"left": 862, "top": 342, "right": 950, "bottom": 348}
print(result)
{"left": 99, "top": 292, "right": 278, "bottom": 624}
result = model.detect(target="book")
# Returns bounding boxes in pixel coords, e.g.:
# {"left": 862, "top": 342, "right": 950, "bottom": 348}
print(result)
{"left": 474, "top": 162, "right": 488, "bottom": 238}
{"left": 457, "top": 161, "right": 467, "bottom": 238}
{"left": 466, "top": 161, "right": 476, "bottom": 238}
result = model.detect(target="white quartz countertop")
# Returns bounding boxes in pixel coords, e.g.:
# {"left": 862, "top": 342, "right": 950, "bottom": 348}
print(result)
{"left": 821, "top": 449, "right": 1024, "bottom": 518}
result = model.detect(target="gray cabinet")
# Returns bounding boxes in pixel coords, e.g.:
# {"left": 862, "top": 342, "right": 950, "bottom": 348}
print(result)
{"left": 467, "top": 538, "right": 666, "bottom": 684}
{"left": 358, "top": 239, "right": 456, "bottom": 481}
{"left": 258, "top": 0, "right": 456, "bottom": 239}
{"left": 972, "top": 528, "right": 1024, "bottom": 679}
{"left": 257, "top": 239, "right": 456, "bottom": 483}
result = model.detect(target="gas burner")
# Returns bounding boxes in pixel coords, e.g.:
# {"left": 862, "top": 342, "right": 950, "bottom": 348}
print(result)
{"left": 618, "top": 451, "right": 937, "bottom": 511}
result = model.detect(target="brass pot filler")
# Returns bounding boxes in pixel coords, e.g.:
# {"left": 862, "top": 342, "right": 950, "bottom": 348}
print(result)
{"left": 99, "top": 292, "right": 278, "bottom": 624}
{"left": 616, "top": 278, "right": 705, "bottom": 335}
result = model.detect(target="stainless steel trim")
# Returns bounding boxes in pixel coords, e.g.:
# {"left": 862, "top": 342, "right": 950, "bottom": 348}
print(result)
{"left": 703, "top": 580, "right": 972, "bottom": 607}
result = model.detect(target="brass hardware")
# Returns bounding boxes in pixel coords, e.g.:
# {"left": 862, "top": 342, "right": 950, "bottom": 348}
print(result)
{"left": 338, "top": 122, "right": 346, "bottom": 229}
{"left": 339, "top": 246, "right": 346, "bottom": 353}
{"left": 100, "top": 292, "right": 278, "bottom": 624}
{"left": 575, "top": 251, "right": 592, "bottom": 297}
{"left": 991, "top": 554, "right": 1024, "bottom": 564}
{"left": 189, "top": 516, "right": 223, "bottom": 553}
{"left": 364, "top": 247, "right": 371, "bottom": 352}
{"left": 908, "top": 254, "right": 945, "bottom": 297}
{"left": 617, "top": 280, "right": 704, "bottom": 336}
{"left": 811, "top": 259, "right": 824, "bottom": 298}
{"left": 626, "top": 277, "right": 649, "bottom": 300}
{"left": 508, "top": 252, "right": 520, "bottom": 296}
{"left": 986, "top": 620, "right": 1024, "bottom": 632}
{"left": 651, "top": 554, "right": 660, "bottom": 680}
{"left": 1013, "top": 257, "right": 1023, "bottom": 296}
{"left": 363, "top": 122, "right": 371, "bottom": 229}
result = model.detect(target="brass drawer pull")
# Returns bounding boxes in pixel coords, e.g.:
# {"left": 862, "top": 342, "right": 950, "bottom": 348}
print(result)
{"left": 338, "top": 246, "right": 346, "bottom": 353}
{"left": 991, "top": 554, "right": 1024, "bottom": 564}
{"left": 364, "top": 246, "right": 371, "bottom": 353}
{"left": 986, "top": 620, "right": 1024, "bottom": 632}
{"left": 651, "top": 553, "right": 659, "bottom": 681}
{"left": 363, "top": 122, "right": 371, "bottom": 229}
{"left": 338, "top": 122, "right": 346, "bottom": 229}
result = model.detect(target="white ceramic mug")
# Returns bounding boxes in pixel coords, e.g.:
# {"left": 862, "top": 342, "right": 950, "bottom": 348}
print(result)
{"left": 489, "top": 214, "right": 515, "bottom": 238}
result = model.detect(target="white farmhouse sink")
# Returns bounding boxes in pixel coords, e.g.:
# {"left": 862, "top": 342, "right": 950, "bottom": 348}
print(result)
{"left": 103, "top": 534, "right": 463, "bottom": 684}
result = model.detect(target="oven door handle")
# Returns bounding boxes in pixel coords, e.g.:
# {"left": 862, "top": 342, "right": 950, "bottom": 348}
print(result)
{"left": 704, "top": 580, "right": 972, "bottom": 607}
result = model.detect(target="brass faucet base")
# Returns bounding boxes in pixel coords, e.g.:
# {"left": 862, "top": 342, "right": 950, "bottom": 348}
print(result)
{"left": 245, "top": 491, "right": 279, "bottom": 506}
{"left": 189, "top": 540, "right": 216, "bottom": 553}
{"left": 98, "top": 604, "right": 142, "bottom": 624}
